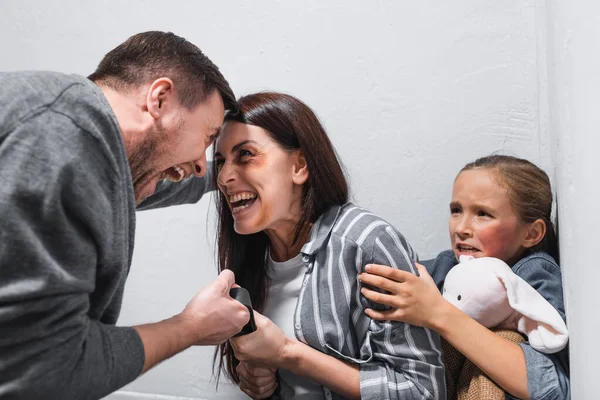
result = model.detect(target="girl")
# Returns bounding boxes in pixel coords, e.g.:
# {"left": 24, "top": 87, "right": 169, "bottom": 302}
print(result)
{"left": 358, "top": 155, "right": 569, "bottom": 400}
{"left": 212, "top": 92, "right": 445, "bottom": 399}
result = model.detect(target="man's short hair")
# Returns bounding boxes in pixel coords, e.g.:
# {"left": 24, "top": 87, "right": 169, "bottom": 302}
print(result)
{"left": 89, "top": 31, "right": 237, "bottom": 114}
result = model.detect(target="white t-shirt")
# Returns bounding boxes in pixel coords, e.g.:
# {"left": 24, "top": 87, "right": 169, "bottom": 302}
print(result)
{"left": 263, "top": 253, "right": 325, "bottom": 400}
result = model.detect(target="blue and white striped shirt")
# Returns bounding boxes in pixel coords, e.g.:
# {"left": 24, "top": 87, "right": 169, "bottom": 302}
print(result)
{"left": 294, "top": 203, "right": 446, "bottom": 400}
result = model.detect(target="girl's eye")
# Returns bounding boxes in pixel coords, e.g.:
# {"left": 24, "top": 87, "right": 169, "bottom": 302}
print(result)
{"left": 477, "top": 210, "right": 491, "bottom": 217}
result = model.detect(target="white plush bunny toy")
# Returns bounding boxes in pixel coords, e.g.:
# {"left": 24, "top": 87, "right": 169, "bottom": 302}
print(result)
{"left": 442, "top": 255, "right": 568, "bottom": 354}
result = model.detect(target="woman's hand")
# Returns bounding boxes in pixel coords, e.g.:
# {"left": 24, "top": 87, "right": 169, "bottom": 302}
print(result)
{"left": 358, "top": 263, "right": 449, "bottom": 329}
{"left": 230, "top": 311, "right": 295, "bottom": 369}
{"left": 237, "top": 361, "right": 278, "bottom": 399}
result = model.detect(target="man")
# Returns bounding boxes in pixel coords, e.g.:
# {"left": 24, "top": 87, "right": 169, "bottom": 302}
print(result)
{"left": 0, "top": 31, "right": 249, "bottom": 399}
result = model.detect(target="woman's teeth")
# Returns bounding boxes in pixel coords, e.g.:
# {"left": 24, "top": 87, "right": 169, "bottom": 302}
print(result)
{"left": 230, "top": 192, "right": 258, "bottom": 213}
{"left": 229, "top": 192, "right": 257, "bottom": 203}
{"left": 232, "top": 202, "right": 253, "bottom": 213}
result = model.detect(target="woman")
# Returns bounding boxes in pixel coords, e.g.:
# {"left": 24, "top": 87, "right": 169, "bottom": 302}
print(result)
{"left": 213, "top": 92, "right": 445, "bottom": 400}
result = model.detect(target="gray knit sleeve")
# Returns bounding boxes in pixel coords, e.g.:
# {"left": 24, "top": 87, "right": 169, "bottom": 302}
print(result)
{"left": 0, "top": 113, "right": 144, "bottom": 399}
{"left": 137, "top": 161, "right": 216, "bottom": 210}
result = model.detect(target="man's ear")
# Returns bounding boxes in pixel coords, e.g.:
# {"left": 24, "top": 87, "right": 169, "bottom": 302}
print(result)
{"left": 522, "top": 219, "right": 546, "bottom": 248}
{"left": 292, "top": 150, "right": 309, "bottom": 185}
{"left": 146, "top": 78, "right": 174, "bottom": 120}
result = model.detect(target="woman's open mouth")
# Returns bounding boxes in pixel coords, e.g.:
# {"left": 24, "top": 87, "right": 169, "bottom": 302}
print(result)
{"left": 229, "top": 192, "right": 258, "bottom": 214}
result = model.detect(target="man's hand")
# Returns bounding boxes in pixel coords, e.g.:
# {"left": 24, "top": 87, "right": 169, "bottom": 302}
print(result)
{"left": 237, "top": 361, "right": 278, "bottom": 399}
{"left": 180, "top": 269, "right": 250, "bottom": 345}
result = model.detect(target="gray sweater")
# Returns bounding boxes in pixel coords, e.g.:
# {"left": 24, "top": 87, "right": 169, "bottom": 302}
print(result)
{"left": 0, "top": 71, "right": 212, "bottom": 399}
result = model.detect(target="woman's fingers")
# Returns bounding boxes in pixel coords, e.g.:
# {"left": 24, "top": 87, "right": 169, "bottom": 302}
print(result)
{"left": 240, "top": 380, "right": 277, "bottom": 400}
{"left": 240, "top": 362, "right": 276, "bottom": 378}
{"left": 237, "top": 362, "right": 278, "bottom": 399}
{"left": 239, "top": 376, "right": 278, "bottom": 400}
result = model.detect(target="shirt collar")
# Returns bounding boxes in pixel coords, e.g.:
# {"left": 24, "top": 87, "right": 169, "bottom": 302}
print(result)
{"left": 301, "top": 204, "right": 343, "bottom": 256}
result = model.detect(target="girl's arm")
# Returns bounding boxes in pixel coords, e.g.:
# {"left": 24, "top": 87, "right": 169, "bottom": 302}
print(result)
{"left": 359, "top": 263, "right": 529, "bottom": 399}
{"left": 432, "top": 301, "right": 528, "bottom": 399}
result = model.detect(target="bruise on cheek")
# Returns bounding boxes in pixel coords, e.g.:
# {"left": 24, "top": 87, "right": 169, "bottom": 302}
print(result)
{"left": 480, "top": 223, "right": 520, "bottom": 260}
{"left": 245, "top": 150, "right": 266, "bottom": 167}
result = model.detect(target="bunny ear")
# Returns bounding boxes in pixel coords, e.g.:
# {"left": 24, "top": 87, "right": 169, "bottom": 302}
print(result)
{"left": 495, "top": 266, "right": 569, "bottom": 354}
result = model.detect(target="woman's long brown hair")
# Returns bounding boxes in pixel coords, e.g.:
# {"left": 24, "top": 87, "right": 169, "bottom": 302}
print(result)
{"left": 212, "top": 92, "right": 349, "bottom": 384}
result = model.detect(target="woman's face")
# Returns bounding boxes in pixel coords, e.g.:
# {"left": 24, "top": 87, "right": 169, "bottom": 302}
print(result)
{"left": 215, "top": 121, "right": 307, "bottom": 235}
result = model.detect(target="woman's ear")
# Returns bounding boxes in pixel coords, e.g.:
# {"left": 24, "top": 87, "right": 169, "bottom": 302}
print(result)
{"left": 522, "top": 219, "right": 547, "bottom": 248}
{"left": 292, "top": 150, "right": 309, "bottom": 185}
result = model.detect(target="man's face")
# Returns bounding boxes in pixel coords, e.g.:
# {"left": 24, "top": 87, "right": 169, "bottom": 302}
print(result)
{"left": 130, "top": 90, "right": 225, "bottom": 204}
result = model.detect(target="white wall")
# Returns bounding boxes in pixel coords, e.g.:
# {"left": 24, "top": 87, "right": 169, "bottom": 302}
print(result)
{"left": 546, "top": 1, "right": 600, "bottom": 398}
{"left": 1, "top": 1, "right": 551, "bottom": 399}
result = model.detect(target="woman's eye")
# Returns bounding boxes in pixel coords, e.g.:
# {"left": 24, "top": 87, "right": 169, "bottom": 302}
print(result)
{"left": 215, "top": 159, "right": 224, "bottom": 171}
{"left": 477, "top": 210, "right": 491, "bottom": 217}
{"left": 450, "top": 207, "right": 461, "bottom": 215}
{"left": 239, "top": 149, "right": 253, "bottom": 158}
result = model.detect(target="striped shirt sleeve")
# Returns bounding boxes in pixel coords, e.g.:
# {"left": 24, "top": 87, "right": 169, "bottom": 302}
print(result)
{"left": 359, "top": 226, "right": 446, "bottom": 400}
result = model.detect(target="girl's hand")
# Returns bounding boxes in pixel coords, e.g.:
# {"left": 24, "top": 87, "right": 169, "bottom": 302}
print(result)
{"left": 237, "top": 361, "right": 278, "bottom": 399}
{"left": 358, "top": 263, "right": 449, "bottom": 329}
{"left": 230, "top": 311, "right": 294, "bottom": 369}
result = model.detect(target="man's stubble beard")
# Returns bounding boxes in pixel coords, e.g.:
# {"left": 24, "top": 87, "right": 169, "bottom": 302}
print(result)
{"left": 128, "top": 126, "right": 165, "bottom": 205}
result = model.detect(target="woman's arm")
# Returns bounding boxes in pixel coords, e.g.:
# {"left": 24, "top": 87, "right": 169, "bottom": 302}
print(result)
{"left": 282, "top": 339, "right": 361, "bottom": 399}
{"left": 230, "top": 311, "right": 361, "bottom": 399}
{"left": 359, "top": 263, "right": 529, "bottom": 399}
{"left": 356, "top": 226, "right": 445, "bottom": 400}
{"left": 232, "top": 222, "right": 444, "bottom": 400}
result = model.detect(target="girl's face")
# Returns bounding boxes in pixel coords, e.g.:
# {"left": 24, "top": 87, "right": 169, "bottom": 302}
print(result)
{"left": 215, "top": 121, "right": 307, "bottom": 235}
{"left": 449, "top": 168, "right": 530, "bottom": 265}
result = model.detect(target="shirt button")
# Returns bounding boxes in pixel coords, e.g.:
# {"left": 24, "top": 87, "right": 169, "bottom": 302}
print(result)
{"left": 302, "top": 255, "right": 310, "bottom": 263}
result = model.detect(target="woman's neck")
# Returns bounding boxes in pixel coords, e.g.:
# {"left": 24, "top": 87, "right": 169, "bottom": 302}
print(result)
{"left": 266, "top": 222, "right": 312, "bottom": 262}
